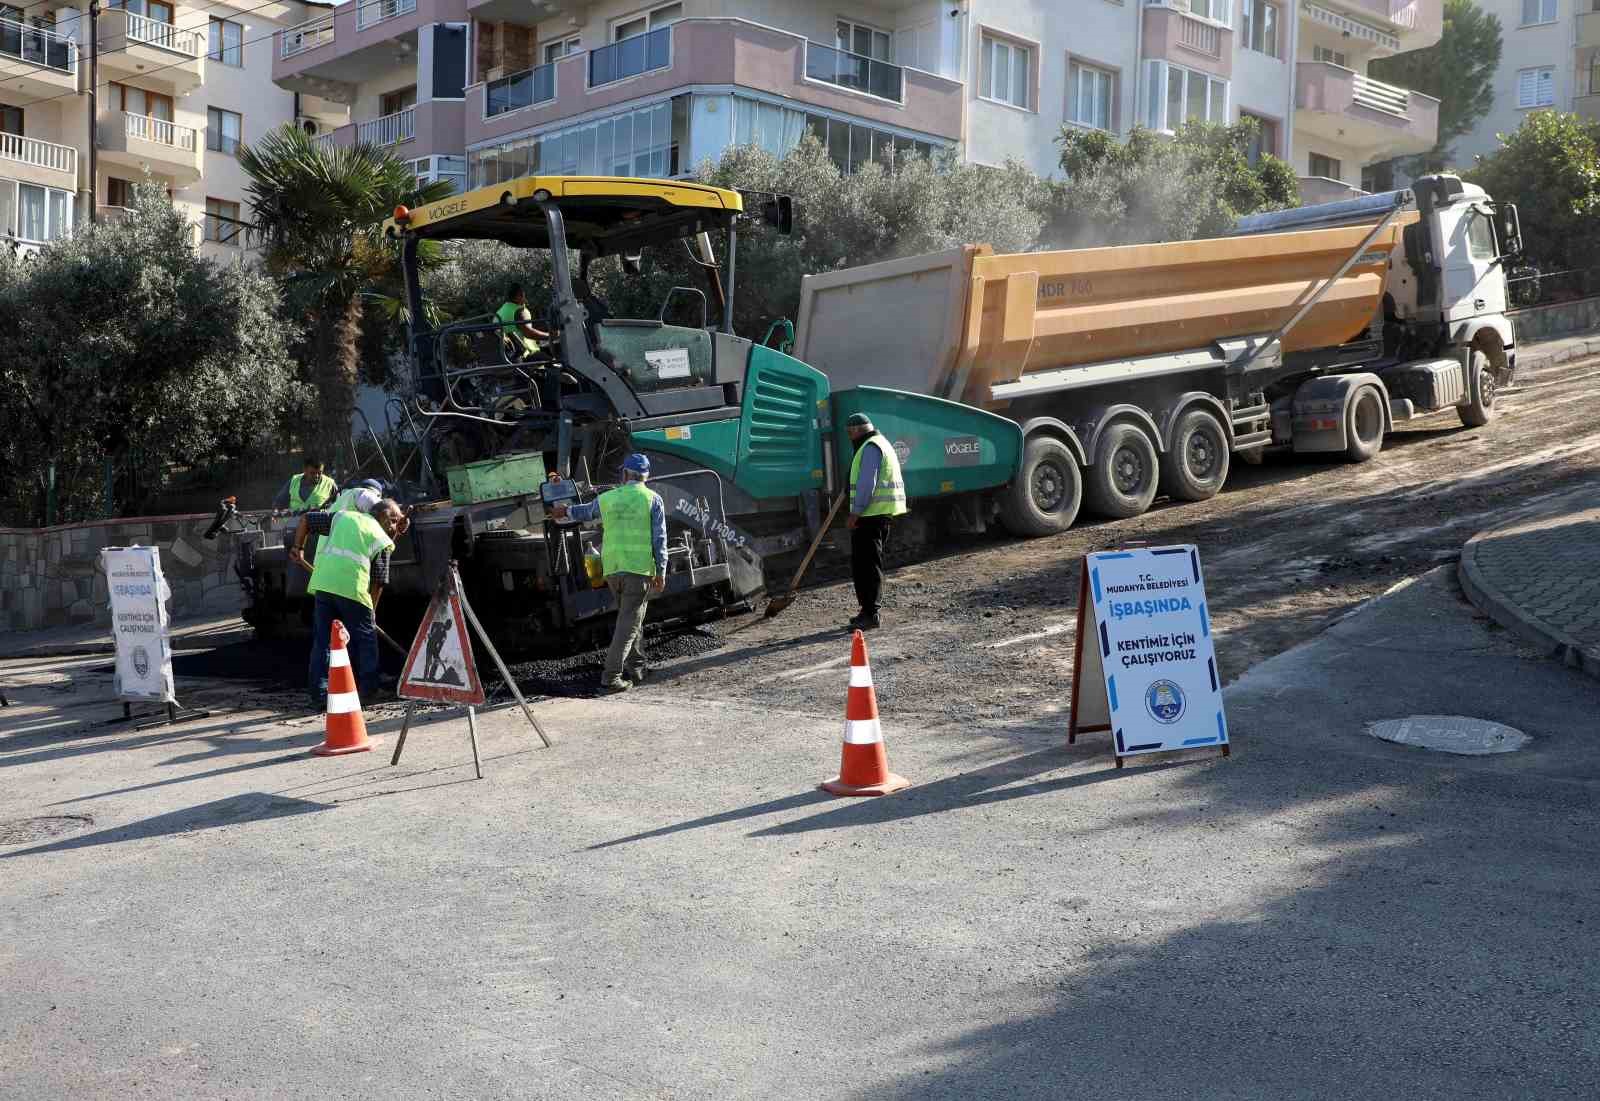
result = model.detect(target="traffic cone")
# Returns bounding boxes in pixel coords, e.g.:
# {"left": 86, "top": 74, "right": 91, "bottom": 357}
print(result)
{"left": 820, "top": 630, "right": 909, "bottom": 797}
{"left": 311, "top": 619, "right": 376, "bottom": 756}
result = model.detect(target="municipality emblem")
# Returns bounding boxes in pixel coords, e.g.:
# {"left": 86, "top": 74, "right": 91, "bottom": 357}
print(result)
{"left": 132, "top": 645, "right": 151, "bottom": 679}
{"left": 1145, "top": 679, "right": 1185, "bottom": 724}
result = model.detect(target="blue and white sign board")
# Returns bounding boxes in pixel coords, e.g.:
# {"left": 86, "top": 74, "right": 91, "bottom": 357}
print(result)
{"left": 1070, "top": 545, "right": 1229, "bottom": 760}
{"left": 100, "top": 546, "right": 176, "bottom": 704}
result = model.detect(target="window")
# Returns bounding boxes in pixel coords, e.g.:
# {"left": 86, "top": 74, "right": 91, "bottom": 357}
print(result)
{"left": 1309, "top": 152, "right": 1342, "bottom": 179}
{"left": 613, "top": 2, "right": 680, "bottom": 40}
{"left": 1241, "top": 111, "right": 1277, "bottom": 163}
{"left": 207, "top": 106, "right": 241, "bottom": 154}
{"left": 11, "top": 181, "right": 71, "bottom": 243}
{"left": 1465, "top": 210, "right": 1498, "bottom": 260}
{"left": 805, "top": 111, "right": 936, "bottom": 173}
{"left": 0, "top": 104, "right": 20, "bottom": 136}
{"left": 1143, "top": 60, "right": 1227, "bottom": 130}
{"left": 205, "top": 197, "right": 242, "bottom": 247}
{"left": 1241, "top": 0, "right": 1279, "bottom": 58}
{"left": 1521, "top": 0, "right": 1557, "bottom": 25}
{"left": 208, "top": 16, "right": 241, "bottom": 66}
{"left": 106, "top": 176, "right": 135, "bottom": 208}
{"left": 380, "top": 86, "right": 417, "bottom": 116}
{"left": 981, "top": 33, "right": 1032, "bottom": 109}
{"left": 542, "top": 34, "right": 580, "bottom": 64}
{"left": 1068, "top": 61, "right": 1114, "bottom": 131}
{"left": 1517, "top": 66, "right": 1555, "bottom": 108}
{"left": 1188, "top": 0, "right": 1231, "bottom": 24}
{"left": 115, "top": 83, "right": 174, "bottom": 120}
{"left": 1312, "top": 44, "right": 1348, "bottom": 67}
{"left": 110, "top": 0, "right": 173, "bottom": 21}
{"left": 836, "top": 18, "right": 890, "bottom": 61}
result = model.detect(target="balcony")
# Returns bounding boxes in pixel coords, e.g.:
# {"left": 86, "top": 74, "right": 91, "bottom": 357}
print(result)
{"left": 1318, "top": 0, "right": 1443, "bottom": 50}
{"left": 804, "top": 41, "right": 903, "bottom": 103}
{"left": 1580, "top": 10, "right": 1600, "bottom": 49}
{"left": 0, "top": 133, "right": 77, "bottom": 189}
{"left": 1298, "top": 176, "right": 1369, "bottom": 204}
{"left": 1295, "top": 61, "right": 1438, "bottom": 160}
{"left": 97, "top": 111, "right": 203, "bottom": 185}
{"left": 308, "top": 100, "right": 462, "bottom": 159}
{"left": 468, "top": 18, "right": 963, "bottom": 148}
{"left": 1142, "top": 2, "right": 1232, "bottom": 77}
{"left": 0, "top": 16, "right": 77, "bottom": 96}
{"left": 98, "top": 9, "right": 204, "bottom": 94}
{"left": 273, "top": 0, "right": 468, "bottom": 103}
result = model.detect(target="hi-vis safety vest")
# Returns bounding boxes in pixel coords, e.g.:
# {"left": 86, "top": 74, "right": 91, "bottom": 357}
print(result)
{"left": 289, "top": 472, "right": 336, "bottom": 512}
{"left": 306, "top": 510, "right": 394, "bottom": 610}
{"left": 497, "top": 301, "right": 539, "bottom": 357}
{"left": 849, "top": 433, "right": 908, "bottom": 518}
{"left": 598, "top": 481, "right": 660, "bottom": 579}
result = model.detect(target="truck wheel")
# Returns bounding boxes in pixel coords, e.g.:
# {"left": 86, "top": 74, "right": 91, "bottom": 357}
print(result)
{"left": 1459, "top": 349, "right": 1495, "bottom": 428}
{"left": 1086, "top": 423, "right": 1159, "bottom": 519}
{"left": 1344, "top": 387, "right": 1384, "bottom": 463}
{"left": 1159, "top": 408, "right": 1231, "bottom": 502}
{"left": 998, "top": 436, "right": 1083, "bottom": 536}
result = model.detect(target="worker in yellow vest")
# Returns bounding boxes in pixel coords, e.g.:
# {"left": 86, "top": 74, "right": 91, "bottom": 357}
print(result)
{"left": 497, "top": 284, "right": 549, "bottom": 362}
{"left": 551, "top": 453, "right": 667, "bottom": 693}
{"left": 290, "top": 497, "right": 409, "bottom": 710}
{"left": 844, "top": 413, "right": 907, "bottom": 632}
{"left": 273, "top": 456, "right": 338, "bottom": 514}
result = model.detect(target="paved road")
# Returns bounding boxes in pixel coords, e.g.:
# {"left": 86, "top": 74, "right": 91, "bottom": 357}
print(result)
{"left": 3, "top": 567, "right": 1598, "bottom": 1099}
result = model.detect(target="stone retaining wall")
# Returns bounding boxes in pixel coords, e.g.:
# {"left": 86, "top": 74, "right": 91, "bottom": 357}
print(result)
{"left": 0, "top": 512, "right": 268, "bottom": 633}
{"left": 1508, "top": 296, "right": 1600, "bottom": 344}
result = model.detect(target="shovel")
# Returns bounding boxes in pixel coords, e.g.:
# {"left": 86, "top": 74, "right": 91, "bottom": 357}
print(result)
{"left": 764, "top": 492, "right": 846, "bottom": 618}
{"left": 293, "top": 553, "right": 410, "bottom": 656}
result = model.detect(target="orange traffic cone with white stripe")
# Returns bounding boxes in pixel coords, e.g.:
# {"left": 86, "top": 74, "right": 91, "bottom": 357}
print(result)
{"left": 820, "top": 630, "right": 909, "bottom": 797}
{"left": 311, "top": 619, "right": 375, "bottom": 756}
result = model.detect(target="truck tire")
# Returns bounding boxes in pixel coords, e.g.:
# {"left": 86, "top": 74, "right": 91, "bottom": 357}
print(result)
{"left": 998, "top": 436, "right": 1083, "bottom": 536}
{"left": 1459, "top": 348, "right": 1495, "bottom": 428}
{"left": 1159, "top": 408, "right": 1231, "bottom": 502}
{"left": 1086, "top": 422, "right": 1159, "bottom": 519}
{"left": 1344, "top": 387, "right": 1384, "bottom": 463}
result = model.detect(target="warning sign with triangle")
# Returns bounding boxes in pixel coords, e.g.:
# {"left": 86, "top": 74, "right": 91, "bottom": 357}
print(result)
{"left": 398, "top": 569, "right": 486, "bottom": 705}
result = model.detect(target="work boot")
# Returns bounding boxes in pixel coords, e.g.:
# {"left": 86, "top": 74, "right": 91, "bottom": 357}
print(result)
{"left": 624, "top": 664, "right": 648, "bottom": 685}
{"left": 601, "top": 675, "right": 631, "bottom": 694}
{"left": 848, "top": 611, "right": 881, "bottom": 631}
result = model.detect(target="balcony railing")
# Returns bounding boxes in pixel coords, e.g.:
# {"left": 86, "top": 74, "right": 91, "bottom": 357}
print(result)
{"left": 804, "top": 41, "right": 903, "bottom": 103}
{"left": 356, "top": 0, "right": 416, "bottom": 31}
{"left": 589, "top": 25, "right": 671, "bottom": 88}
{"left": 0, "top": 132, "right": 77, "bottom": 175}
{"left": 125, "top": 11, "right": 202, "bottom": 57}
{"left": 357, "top": 107, "right": 415, "bottom": 146}
{"left": 1176, "top": 11, "right": 1223, "bottom": 57}
{"left": 125, "top": 113, "right": 199, "bottom": 150}
{"left": 0, "top": 16, "right": 75, "bottom": 72}
{"left": 487, "top": 61, "right": 557, "bottom": 117}
{"left": 1352, "top": 72, "right": 1409, "bottom": 116}
{"left": 281, "top": 13, "right": 335, "bottom": 58}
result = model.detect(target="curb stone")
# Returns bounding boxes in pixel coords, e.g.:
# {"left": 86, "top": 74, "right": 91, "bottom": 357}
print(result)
{"left": 1459, "top": 520, "right": 1600, "bottom": 685}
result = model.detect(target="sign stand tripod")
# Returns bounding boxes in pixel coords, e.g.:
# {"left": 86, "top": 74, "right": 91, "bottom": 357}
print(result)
{"left": 1068, "top": 544, "right": 1231, "bottom": 768}
{"left": 391, "top": 564, "right": 552, "bottom": 778}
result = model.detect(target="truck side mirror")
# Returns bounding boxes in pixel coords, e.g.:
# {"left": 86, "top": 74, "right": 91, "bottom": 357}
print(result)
{"left": 622, "top": 252, "right": 643, "bottom": 276}
{"left": 1499, "top": 204, "right": 1524, "bottom": 259}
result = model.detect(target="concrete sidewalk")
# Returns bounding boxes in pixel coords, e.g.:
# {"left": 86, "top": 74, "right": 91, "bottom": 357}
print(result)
{"left": 1460, "top": 480, "right": 1600, "bottom": 681}
{"left": 0, "top": 613, "right": 252, "bottom": 661}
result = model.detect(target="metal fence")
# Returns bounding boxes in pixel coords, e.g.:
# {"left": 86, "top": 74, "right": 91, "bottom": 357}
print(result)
{"left": 1505, "top": 265, "right": 1600, "bottom": 310}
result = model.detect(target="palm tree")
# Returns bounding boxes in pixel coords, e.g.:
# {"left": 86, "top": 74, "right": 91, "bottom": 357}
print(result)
{"left": 239, "top": 124, "right": 454, "bottom": 461}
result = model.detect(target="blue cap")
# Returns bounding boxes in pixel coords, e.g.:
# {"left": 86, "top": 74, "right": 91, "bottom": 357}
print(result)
{"left": 361, "top": 479, "right": 382, "bottom": 492}
{"left": 622, "top": 453, "right": 651, "bottom": 478}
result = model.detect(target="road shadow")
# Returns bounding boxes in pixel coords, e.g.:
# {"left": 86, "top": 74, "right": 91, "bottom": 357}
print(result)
{"left": 0, "top": 791, "right": 331, "bottom": 859}
{"left": 587, "top": 790, "right": 834, "bottom": 851}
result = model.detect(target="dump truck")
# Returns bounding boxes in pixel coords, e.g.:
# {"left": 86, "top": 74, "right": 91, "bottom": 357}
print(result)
{"left": 235, "top": 176, "right": 1022, "bottom": 647}
{"left": 793, "top": 175, "right": 1523, "bottom": 535}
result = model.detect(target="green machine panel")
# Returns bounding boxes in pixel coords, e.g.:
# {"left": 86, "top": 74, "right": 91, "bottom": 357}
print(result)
{"left": 831, "top": 386, "right": 1022, "bottom": 499}
{"left": 631, "top": 416, "right": 742, "bottom": 479}
{"left": 734, "top": 344, "right": 830, "bottom": 499}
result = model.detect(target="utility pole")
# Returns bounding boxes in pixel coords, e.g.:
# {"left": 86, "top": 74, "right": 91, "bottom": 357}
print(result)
{"left": 88, "top": 0, "right": 99, "bottom": 224}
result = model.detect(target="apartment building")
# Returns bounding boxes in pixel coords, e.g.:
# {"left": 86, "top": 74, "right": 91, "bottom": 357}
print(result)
{"left": 0, "top": 0, "right": 345, "bottom": 259}
{"left": 1451, "top": 0, "right": 1599, "bottom": 169}
{"left": 268, "top": 1, "right": 1439, "bottom": 202}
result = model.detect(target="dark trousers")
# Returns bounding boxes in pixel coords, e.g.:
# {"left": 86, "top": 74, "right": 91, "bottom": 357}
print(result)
{"left": 851, "top": 516, "right": 892, "bottom": 616}
{"left": 309, "top": 593, "right": 378, "bottom": 708}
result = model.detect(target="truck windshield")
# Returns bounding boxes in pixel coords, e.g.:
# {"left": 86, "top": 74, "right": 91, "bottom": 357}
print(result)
{"left": 1465, "top": 209, "right": 1497, "bottom": 262}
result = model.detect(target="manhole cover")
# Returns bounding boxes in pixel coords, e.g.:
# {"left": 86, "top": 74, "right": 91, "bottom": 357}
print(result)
{"left": 1367, "top": 716, "right": 1530, "bottom": 755}
{"left": 0, "top": 815, "right": 94, "bottom": 845}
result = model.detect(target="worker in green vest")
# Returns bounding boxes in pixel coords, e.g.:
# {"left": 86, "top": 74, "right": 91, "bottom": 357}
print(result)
{"left": 290, "top": 497, "right": 410, "bottom": 710}
{"left": 272, "top": 456, "right": 338, "bottom": 514}
{"left": 328, "top": 479, "right": 384, "bottom": 514}
{"left": 497, "top": 284, "right": 549, "bottom": 362}
{"left": 551, "top": 453, "right": 667, "bottom": 693}
{"left": 844, "top": 413, "right": 907, "bottom": 632}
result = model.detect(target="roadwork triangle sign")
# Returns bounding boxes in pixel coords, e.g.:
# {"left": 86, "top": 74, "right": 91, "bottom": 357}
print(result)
{"left": 398, "top": 569, "right": 486, "bottom": 705}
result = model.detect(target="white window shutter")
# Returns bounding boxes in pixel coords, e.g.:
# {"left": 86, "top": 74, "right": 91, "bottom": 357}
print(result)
{"left": 1517, "top": 69, "right": 1535, "bottom": 108}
